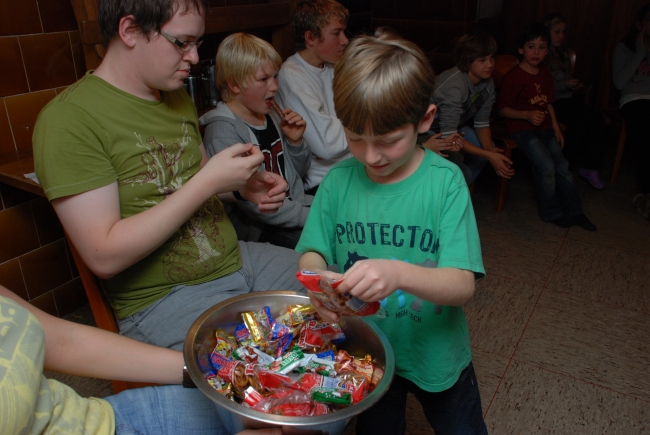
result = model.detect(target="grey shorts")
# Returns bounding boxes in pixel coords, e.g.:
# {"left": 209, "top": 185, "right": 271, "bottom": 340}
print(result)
{"left": 118, "top": 241, "right": 305, "bottom": 350}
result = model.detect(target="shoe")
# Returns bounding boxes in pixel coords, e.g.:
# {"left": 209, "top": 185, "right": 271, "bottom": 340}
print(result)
{"left": 578, "top": 167, "right": 605, "bottom": 190}
{"left": 571, "top": 214, "right": 597, "bottom": 231}
{"left": 549, "top": 215, "right": 573, "bottom": 228}
{"left": 633, "top": 193, "right": 650, "bottom": 219}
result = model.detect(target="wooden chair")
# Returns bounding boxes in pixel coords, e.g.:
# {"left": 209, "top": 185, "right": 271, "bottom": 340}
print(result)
{"left": 491, "top": 55, "right": 519, "bottom": 212}
{"left": 68, "top": 238, "right": 157, "bottom": 394}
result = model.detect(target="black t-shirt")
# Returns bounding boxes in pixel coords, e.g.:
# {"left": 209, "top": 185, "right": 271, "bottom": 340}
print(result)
{"left": 247, "top": 115, "right": 289, "bottom": 197}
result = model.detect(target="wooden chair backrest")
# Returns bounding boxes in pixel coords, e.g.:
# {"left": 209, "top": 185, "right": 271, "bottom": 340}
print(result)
{"left": 493, "top": 55, "right": 519, "bottom": 89}
{"left": 68, "top": 237, "right": 159, "bottom": 393}
{"left": 68, "top": 237, "right": 119, "bottom": 334}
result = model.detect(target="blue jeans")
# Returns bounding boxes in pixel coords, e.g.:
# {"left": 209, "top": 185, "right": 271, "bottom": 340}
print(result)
{"left": 106, "top": 385, "right": 229, "bottom": 435}
{"left": 355, "top": 362, "right": 487, "bottom": 435}
{"left": 447, "top": 126, "right": 489, "bottom": 185}
{"left": 215, "top": 406, "right": 347, "bottom": 435}
{"left": 118, "top": 241, "right": 305, "bottom": 351}
{"left": 511, "top": 129, "right": 583, "bottom": 221}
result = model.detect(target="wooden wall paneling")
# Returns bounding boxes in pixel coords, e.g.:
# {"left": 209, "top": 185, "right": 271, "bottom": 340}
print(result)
{"left": 71, "top": 2, "right": 291, "bottom": 70}
{"left": 70, "top": 0, "right": 104, "bottom": 71}
{"left": 501, "top": 0, "right": 540, "bottom": 55}
{"left": 372, "top": 0, "right": 473, "bottom": 22}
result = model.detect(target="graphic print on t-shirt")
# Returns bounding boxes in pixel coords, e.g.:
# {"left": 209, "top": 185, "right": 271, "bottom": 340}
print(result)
{"left": 248, "top": 115, "right": 289, "bottom": 198}
{"left": 528, "top": 82, "right": 548, "bottom": 107}
{"left": 118, "top": 119, "right": 228, "bottom": 282}
{"left": 341, "top": 249, "right": 443, "bottom": 320}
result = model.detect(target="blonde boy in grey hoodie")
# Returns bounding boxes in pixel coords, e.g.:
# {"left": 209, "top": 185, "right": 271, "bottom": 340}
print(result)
{"left": 201, "top": 33, "right": 313, "bottom": 248}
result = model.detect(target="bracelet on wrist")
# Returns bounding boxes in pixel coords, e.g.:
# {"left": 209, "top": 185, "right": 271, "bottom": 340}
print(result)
{"left": 182, "top": 365, "right": 196, "bottom": 388}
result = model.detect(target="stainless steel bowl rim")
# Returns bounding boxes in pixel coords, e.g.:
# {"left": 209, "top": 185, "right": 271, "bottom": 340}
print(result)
{"left": 183, "top": 291, "right": 395, "bottom": 427}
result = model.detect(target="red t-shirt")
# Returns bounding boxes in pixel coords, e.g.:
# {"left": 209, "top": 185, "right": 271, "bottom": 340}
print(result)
{"left": 496, "top": 64, "right": 555, "bottom": 135}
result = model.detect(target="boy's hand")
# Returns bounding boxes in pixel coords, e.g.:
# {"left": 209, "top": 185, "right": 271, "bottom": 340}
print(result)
{"left": 487, "top": 148, "right": 514, "bottom": 178}
{"left": 278, "top": 108, "right": 307, "bottom": 145}
{"left": 308, "top": 291, "right": 340, "bottom": 324}
{"left": 337, "top": 259, "right": 400, "bottom": 303}
{"left": 240, "top": 171, "right": 288, "bottom": 213}
{"left": 423, "top": 132, "right": 463, "bottom": 157}
{"left": 566, "top": 78, "right": 583, "bottom": 91}
{"left": 527, "top": 110, "right": 546, "bottom": 126}
{"left": 203, "top": 143, "right": 264, "bottom": 193}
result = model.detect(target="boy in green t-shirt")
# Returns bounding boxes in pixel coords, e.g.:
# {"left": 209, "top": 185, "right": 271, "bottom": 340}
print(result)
{"left": 295, "top": 32, "right": 487, "bottom": 434}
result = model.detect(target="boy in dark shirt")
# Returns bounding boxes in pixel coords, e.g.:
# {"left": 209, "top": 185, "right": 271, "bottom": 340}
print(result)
{"left": 497, "top": 23, "right": 596, "bottom": 231}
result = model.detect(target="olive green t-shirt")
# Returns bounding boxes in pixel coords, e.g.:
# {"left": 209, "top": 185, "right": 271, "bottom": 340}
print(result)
{"left": 33, "top": 72, "right": 241, "bottom": 319}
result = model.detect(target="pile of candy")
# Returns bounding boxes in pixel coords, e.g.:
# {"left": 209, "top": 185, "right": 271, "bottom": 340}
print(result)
{"left": 198, "top": 303, "right": 384, "bottom": 417}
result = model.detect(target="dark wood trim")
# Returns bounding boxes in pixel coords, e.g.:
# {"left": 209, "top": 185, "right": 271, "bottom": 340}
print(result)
{"left": 0, "top": 157, "right": 44, "bottom": 197}
{"left": 78, "top": 3, "right": 291, "bottom": 46}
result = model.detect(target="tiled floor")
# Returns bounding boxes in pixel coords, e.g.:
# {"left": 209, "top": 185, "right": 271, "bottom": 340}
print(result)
{"left": 51, "top": 147, "right": 650, "bottom": 434}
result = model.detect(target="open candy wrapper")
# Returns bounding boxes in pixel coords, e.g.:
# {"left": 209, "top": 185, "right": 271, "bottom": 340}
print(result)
{"left": 296, "top": 270, "right": 380, "bottom": 316}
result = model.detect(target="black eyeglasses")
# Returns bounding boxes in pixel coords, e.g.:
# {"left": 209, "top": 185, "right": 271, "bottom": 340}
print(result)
{"left": 159, "top": 30, "right": 204, "bottom": 52}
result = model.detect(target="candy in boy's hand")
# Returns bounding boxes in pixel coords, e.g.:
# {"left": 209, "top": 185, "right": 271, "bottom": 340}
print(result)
{"left": 296, "top": 270, "right": 380, "bottom": 316}
{"left": 271, "top": 99, "right": 286, "bottom": 121}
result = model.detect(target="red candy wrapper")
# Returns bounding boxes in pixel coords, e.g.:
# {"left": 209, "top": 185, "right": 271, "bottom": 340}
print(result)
{"left": 296, "top": 270, "right": 380, "bottom": 316}
{"left": 298, "top": 320, "right": 345, "bottom": 350}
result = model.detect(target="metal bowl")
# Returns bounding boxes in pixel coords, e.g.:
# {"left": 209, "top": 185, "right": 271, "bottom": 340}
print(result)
{"left": 184, "top": 291, "right": 395, "bottom": 427}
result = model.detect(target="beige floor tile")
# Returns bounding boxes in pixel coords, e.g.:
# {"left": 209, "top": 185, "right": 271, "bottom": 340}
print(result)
{"left": 567, "top": 201, "right": 650, "bottom": 256}
{"left": 477, "top": 221, "right": 565, "bottom": 286}
{"left": 471, "top": 348, "right": 510, "bottom": 414}
{"left": 485, "top": 361, "right": 650, "bottom": 434}
{"left": 514, "top": 290, "right": 650, "bottom": 401}
{"left": 581, "top": 170, "right": 638, "bottom": 211}
{"left": 466, "top": 275, "right": 542, "bottom": 357}
{"left": 546, "top": 238, "right": 650, "bottom": 313}
{"left": 473, "top": 187, "right": 571, "bottom": 238}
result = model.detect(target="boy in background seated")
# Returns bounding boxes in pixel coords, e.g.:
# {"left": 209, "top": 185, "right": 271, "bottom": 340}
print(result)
{"left": 296, "top": 31, "right": 487, "bottom": 435}
{"left": 423, "top": 31, "right": 514, "bottom": 185}
{"left": 201, "top": 33, "right": 313, "bottom": 249}
{"left": 276, "top": 0, "right": 351, "bottom": 194}
{"left": 497, "top": 23, "right": 596, "bottom": 231}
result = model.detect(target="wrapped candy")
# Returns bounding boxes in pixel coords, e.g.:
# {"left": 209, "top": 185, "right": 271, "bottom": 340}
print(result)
{"left": 296, "top": 270, "right": 380, "bottom": 316}
{"left": 201, "top": 301, "right": 383, "bottom": 416}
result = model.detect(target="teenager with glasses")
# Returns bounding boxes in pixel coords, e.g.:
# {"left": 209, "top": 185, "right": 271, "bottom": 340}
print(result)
{"left": 32, "top": 0, "right": 313, "bottom": 389}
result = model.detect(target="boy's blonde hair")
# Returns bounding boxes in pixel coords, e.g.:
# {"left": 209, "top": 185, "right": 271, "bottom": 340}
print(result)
{"left": 292, "top": 0, "right": 349, "bottom": 51}
{"left": 333, "top": 31, "right": 435, "bottom": 136}
{"left": 216, "top": 32, "right": 282, "bottom": 102}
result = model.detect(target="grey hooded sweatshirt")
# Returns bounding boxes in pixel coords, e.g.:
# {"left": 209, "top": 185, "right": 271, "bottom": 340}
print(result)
{"left": 199, "top": 101, "right": 313, "bottom": 243}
